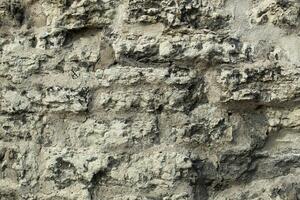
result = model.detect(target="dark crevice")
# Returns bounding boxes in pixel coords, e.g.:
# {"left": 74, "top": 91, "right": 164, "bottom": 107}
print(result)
{"left": 88, "top": 156, "right": 121, "bottom": 200}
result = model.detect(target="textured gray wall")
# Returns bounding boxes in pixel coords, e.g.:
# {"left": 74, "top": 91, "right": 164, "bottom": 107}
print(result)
{"left": 0, "top": 0, "right": 300, "bottom": 199}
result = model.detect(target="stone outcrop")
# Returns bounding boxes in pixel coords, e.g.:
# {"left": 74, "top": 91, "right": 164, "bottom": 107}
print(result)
{"left": 1, "top": 0, "right": 300, "bottom": 199}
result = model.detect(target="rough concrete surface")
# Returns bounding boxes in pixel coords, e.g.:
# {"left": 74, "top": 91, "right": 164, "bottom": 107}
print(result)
{"left": 0, "top": 0, "right": 300, "bottom": 199}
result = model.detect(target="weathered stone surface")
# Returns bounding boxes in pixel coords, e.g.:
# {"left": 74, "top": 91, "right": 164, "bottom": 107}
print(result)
{"left": 250, "top": 0, "right": 300, "bottom": 29}
{"left": 1, "top": 0, "right": 300, "bottom": 199}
